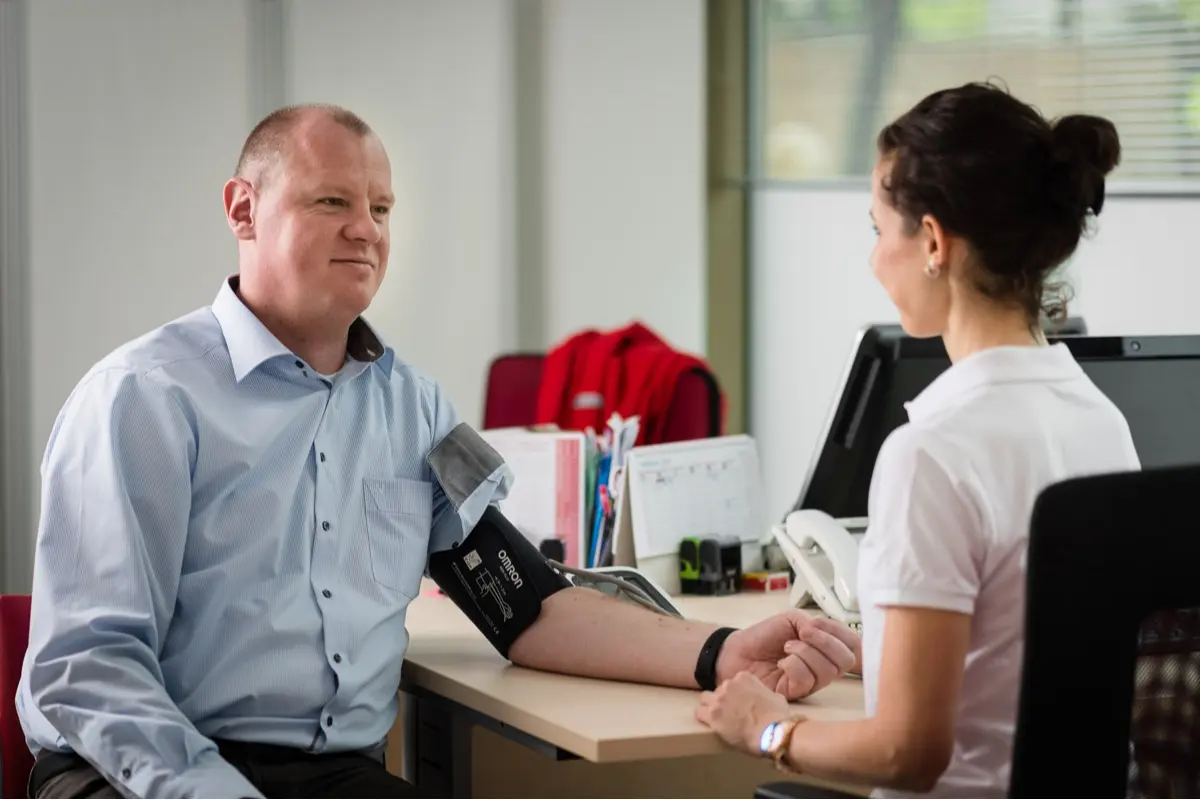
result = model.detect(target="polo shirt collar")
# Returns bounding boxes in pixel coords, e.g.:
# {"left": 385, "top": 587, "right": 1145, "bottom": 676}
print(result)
{"left": 211, "top": 275, "right": 394, "bottom": 382}
{"left": 905, "top": 342, "right": 1083, "bottom": 422}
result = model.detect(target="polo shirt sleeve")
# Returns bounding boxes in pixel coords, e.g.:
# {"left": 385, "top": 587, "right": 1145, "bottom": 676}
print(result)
{"left": 425, "top": 382, "right": 514, "bottom": 559}
{"left": 859, "top": 426, "right": 986, "bottom": 614}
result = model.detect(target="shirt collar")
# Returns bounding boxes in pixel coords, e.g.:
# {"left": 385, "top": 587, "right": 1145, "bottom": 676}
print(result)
{"left": 904, "top": 342, "right": 1084, "bottom": 422}
{"left": 211, "top": 275, "right": 394, "bottom": 382}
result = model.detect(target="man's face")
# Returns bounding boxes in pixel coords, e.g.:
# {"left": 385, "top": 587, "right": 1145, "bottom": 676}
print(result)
{"left": 245, "top": 121, "right": 394, "bottom": 323}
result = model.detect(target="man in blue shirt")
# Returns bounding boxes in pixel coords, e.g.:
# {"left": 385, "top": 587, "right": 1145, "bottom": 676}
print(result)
{"left": 17, "top": 104, "right": 859, "bottom": 799}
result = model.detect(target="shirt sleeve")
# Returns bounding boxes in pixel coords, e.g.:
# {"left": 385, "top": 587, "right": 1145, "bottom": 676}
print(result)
{"left": 859, "top": 426, "right": 986, "bottom": 615}
{"left": 22, "top": 368, "right": 263, "bottom": 800}
{"left": 426, "top": 381, "right": 514, "bottom": 558}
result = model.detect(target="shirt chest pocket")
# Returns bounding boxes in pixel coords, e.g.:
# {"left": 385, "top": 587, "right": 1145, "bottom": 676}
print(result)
{"left": 363, "top": 477, "right": 433, "bottom": 598}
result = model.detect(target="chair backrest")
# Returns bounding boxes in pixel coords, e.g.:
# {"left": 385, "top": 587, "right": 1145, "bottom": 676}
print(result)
{"left": 482, "top": 353, "right": 546, "bottom": 431}
{"left": 1011, "top": 464, "right": 1200, "bottom": 798}
{"left": 482, "top": 353, "right": 721, "bottom": 442}
{"left": 0, "top": 595, "right": 32, "bottom": 800}
{"left": 659, "top": 368, "right": 722, "bottom": 442}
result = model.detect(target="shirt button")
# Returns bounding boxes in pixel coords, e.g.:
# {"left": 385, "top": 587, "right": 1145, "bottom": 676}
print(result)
{"left": 294, "top": 360, "right": 304, "bottom": 369}
{"left": 326, "top": 715, "right": 334, "bottom": 726}
{"left": 322, "top": 521, "right": 331, "bottom": 531}
{"left": 121, "top": 768, "right": 131, "bottom": 780}
{"left": 319, "top": 452, "right": 326, "bottom": 463}
{"left": 333, "top": 653, "right": 342, "bottom": 663}
{"left": 322, "top": 589, "right": 332, "bottom": 598}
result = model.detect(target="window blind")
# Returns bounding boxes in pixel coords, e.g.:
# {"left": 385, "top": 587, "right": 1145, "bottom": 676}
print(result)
{"left": 762, "top": 0, "right": 1200, "bottom": 187}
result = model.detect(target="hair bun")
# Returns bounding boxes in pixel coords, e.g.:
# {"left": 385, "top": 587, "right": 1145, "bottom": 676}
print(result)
{"left": 1048, "top": 114, "right": 1122, "bottom": 215}
{"left": 1052, "top": 115, "right": 1121, "bottom": 175}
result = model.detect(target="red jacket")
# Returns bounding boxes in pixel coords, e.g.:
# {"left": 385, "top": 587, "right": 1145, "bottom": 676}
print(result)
{"left": 535, "top": 322, "right": 723, "bottom": 445}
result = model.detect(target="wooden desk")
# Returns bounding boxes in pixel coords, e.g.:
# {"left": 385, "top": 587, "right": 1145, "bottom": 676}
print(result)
{"left": 395, "top": 581, "right": 867, "bottom": 797}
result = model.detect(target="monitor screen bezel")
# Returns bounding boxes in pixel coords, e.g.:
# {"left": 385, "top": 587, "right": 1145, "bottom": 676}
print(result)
{"left": 788, "top": 324, "right": 1200, "bottom": 521}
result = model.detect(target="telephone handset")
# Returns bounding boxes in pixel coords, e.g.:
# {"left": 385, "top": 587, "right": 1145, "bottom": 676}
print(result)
{"left": 771, "top": 509, "right": 862, "bottom": 627}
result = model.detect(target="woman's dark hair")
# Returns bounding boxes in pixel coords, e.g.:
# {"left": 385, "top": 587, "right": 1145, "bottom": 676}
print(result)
{"left": 876, "top": 81, "right": 1121, "bottom": 324}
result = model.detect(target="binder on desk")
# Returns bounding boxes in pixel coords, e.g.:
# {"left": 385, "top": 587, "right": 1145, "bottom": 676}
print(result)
{"left": 480, "top": 428, "right": 587, "bottom": 568}
{"left": 611, "top": 434, "right": 767, "bottom": 595}
{"left": 583, "top": 413, "right": 639, "bottom": 568}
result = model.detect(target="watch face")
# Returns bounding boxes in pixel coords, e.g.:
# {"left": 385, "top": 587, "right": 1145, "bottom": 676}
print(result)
{"left": 759, "top": 722, "right": 780, "bottom": 755}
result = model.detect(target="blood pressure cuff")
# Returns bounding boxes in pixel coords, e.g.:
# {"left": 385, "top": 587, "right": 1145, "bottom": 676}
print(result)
{"left": 427, "top": 504, "right": 570, "bottom": 658}
{"left": 427, "top": 422, "right": 511, "bottom": 526}
{"left": 425, "top": 422, "right": 569, "bottom": 659}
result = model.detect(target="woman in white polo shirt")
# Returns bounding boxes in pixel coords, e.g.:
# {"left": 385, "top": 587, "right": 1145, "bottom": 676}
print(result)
{"left": 694, "top": 81, "right": 1141, "bottom": 797}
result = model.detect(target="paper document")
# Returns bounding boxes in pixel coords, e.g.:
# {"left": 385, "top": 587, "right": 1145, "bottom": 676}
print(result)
{"left": 481, "top": 428, "right": 587, "bottom": 567}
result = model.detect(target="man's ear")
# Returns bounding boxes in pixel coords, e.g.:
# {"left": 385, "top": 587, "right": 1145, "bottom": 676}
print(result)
{"left": 223, "top": 177, "right": 257, "bottom": 241}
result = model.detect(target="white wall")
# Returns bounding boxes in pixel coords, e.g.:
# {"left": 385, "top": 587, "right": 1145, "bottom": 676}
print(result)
{"left": 24, "top": 1, "right": 252, "bottom": 594}
{"left": 284, "top": 0, "right": 518, "bottom": 422}
{"left": 750, "top": 187, "right": 1200, "bottom": 520}
{"left": 27, "top": 1, "right": 252, "bottom": 449}
{"left": 540, "top": 0, "right": 707, "bottom": 355}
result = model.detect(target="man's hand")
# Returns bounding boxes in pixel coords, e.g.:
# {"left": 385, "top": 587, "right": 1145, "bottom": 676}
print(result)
{"left": 696, "top": 671, "right": 797, "bottom": 755}
{"left": 715, "top": 613, "right": 860, "bottom": 700}
{"left": 507, "top": 588, "right": 861, "bottom": 695}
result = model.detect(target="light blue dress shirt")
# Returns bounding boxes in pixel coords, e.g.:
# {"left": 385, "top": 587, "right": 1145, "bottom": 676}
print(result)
{"left": 17, "top": 277, "right": 511, "bottom": 799}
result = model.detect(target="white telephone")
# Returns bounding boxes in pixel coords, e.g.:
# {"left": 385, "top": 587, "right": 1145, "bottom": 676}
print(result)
{"left": 770, "top": 509, "right": 863, "bottom": 627}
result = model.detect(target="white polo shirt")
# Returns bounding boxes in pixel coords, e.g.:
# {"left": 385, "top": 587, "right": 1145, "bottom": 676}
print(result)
{"left": 858, "top": 343, "right": 1141, "bottom": 798}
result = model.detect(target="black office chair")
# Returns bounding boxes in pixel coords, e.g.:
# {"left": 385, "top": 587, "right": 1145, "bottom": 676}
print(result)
{"left": 1011, "top": 464, "right": 1200, "bottom": 797}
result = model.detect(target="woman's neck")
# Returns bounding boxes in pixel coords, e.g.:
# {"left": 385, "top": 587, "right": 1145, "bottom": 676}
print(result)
{"left": 941, "top": 298, "right": 1041, "bottom": 364}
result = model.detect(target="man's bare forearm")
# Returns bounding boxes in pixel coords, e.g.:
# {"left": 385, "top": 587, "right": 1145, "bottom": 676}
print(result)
{"left": 507, "top": 587, "right": 721, "bottom": 688}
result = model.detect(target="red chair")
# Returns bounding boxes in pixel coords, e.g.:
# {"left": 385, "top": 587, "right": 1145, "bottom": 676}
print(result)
{"left": 0, "top": 595, "right": 32, "bottom": 799}
{"left": 482, "top": 353, "right": 721, "bottom": 442}
{"left": 658, "top": 368, "right": 722, "bottom": 443}
{"left": 482, "top": 353, "right": 546, "bottom": 431}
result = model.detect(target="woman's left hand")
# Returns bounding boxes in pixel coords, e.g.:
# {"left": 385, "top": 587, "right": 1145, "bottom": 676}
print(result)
{"left": 695, "top": 671, "right": 795, "bottom": 755}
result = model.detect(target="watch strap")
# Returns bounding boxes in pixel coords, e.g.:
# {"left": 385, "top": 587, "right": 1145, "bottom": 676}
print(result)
{"left": 762, "top": 717, "right": 805, "bottom": 771}
{"left": 694, "top": 626, "right": 737, "bottom": 691}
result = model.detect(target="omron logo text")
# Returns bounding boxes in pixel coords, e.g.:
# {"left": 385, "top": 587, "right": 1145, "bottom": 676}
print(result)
{"left": 497, "top": 550, "right": 523, "bottom": 588}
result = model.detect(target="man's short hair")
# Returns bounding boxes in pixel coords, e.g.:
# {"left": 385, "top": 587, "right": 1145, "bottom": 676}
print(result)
{"left": 234, "top": 103, "right": 373, "bottom": 183}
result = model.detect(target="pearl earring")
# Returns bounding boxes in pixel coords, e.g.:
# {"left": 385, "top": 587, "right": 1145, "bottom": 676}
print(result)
{"left": 924, "top": 258, "right": 941, "bottom": 278}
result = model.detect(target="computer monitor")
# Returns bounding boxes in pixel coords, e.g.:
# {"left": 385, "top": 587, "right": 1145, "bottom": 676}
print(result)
{"left": 791, "top": 325, "right": 1200, "bottom": 520}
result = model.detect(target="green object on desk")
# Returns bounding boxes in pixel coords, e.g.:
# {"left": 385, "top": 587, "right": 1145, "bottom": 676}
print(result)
{"left": 583, "top": 443, "right": 601, "bottom": 562}
{"left": 679, "top": 537, "right": 702, "bottom": 580}
{"left": 679, "top": 537, "right": 741, "bottom": 596}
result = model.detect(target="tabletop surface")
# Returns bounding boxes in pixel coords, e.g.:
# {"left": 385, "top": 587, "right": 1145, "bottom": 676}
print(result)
{"left": 402, "top": 581, "right": 867, "bottom": 762}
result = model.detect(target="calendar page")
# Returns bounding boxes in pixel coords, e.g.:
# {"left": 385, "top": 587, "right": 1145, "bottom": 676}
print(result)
{"left": 625, "top": 435, "right": 766, "bottom": 560}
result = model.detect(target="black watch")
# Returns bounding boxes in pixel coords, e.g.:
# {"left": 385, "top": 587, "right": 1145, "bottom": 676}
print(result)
{"left": 694, "top": 626, "right": 737, "bottom": 691}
